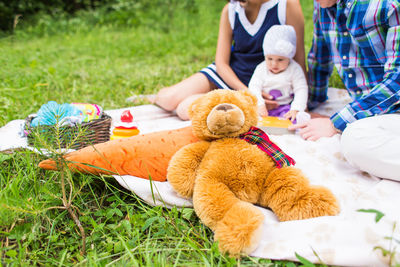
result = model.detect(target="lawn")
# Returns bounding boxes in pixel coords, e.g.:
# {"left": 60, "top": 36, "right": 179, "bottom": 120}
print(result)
{"left": 0, "top": 0, "right": 340, "bottom": 265}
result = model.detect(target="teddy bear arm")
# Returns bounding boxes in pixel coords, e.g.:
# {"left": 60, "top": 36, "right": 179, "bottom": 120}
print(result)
{"left": 259, "top": 167, "right": 340, "bottom": 221}
{"left": 167, "top": 141, "right": 211, "bottom": 198}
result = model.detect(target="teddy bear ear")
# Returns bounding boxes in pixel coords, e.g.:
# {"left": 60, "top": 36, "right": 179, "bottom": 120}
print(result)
{"left": 188, "top": 96, "right": 202, "bottom": 119}
{"left": 240, "top": 90, "right": 258, "bottom": 106}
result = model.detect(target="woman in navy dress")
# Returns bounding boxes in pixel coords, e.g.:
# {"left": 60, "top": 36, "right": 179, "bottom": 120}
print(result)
{"left": 153, "top": 0, "right": 305, "bottom": 120}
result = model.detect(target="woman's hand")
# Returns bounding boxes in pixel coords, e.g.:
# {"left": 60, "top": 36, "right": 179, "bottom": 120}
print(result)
{"left": 215, "top": 4, "right": 247, "bottom": 90}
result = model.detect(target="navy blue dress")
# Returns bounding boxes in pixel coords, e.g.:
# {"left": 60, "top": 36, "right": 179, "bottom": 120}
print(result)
{"left": 200, "top": 0, "right": 285, "bottom": 88}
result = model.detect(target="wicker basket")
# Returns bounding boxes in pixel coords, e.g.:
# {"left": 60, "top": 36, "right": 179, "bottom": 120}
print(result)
{"left": 25, "top": 113, "right": 112, "bottom": 150}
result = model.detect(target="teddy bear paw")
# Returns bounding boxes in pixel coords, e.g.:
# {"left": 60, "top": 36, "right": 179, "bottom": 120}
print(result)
{"left": 214, "top": 202, "right": 264, "bottom": 256}
{"left": 277, "top": 186, "right": 340, "bottom": 221}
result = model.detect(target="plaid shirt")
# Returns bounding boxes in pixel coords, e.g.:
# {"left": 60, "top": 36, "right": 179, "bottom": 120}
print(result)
{"left": 308, "top": 0, "right": 400, "bottom": 131}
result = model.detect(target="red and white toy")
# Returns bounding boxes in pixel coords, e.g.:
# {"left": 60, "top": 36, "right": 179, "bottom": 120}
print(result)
{"left": 110, "top": 110, "right": 140, "bottom": 140}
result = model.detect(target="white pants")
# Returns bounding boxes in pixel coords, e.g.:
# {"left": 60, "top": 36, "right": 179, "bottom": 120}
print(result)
{"left": 341, "top": 114, "right": 400, "bottom": 181}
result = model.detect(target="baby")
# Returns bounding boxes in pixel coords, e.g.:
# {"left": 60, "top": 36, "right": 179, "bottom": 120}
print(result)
{"left": 248, "top": 25, "right": 308, "bottom": 121}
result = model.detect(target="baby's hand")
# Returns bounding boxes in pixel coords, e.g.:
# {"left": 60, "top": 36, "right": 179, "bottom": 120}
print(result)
{"left": 258, "top": 105, "right": 269, "bottom": 117}
{"left": 284, "top": 110, "right": 298, "bottom": 121}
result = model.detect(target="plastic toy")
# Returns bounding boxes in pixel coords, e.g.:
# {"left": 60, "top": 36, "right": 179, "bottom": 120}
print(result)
{"left": 110, "top": 110, "right": 140, "bottom": 140}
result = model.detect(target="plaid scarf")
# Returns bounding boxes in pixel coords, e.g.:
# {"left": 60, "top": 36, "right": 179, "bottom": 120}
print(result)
{"left": 239, "top": 126, "right": 295, "bottom": 168}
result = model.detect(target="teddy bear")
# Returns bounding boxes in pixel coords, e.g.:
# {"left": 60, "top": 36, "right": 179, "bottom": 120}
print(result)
{"left": 167, "top": 89, "right": 340, "bottom": 256}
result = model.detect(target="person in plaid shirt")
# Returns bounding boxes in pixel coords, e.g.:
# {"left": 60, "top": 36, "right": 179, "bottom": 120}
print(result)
{"left": 289, "top": 0, "right": 400, "bottom": 180}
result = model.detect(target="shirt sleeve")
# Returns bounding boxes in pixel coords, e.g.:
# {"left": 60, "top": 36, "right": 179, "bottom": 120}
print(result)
{"left": 289, "top": 62, "right": 308, "bottom": 112}
{"left": 248, "top": 63, "right": 266, "bottom": 106}
{"left": 307, "top": 4, "right": 334, "bottom": 110}
{"left": 331, "top": 3, "right": 400, "bottom": 131}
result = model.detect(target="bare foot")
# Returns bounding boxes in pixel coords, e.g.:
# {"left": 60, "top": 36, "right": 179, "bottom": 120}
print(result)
{"left": 126, "top": 94, "right": 156, "bottom": 104}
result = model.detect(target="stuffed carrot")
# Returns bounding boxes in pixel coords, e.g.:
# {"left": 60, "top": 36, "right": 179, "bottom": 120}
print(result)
{"left": 38, "top": 126, "right": 198, "bottom": 182}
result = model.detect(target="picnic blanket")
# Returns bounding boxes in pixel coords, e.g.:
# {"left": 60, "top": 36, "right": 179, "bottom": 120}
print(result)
{"left": 1, "top": 88, "right": 399, "bottom": 266}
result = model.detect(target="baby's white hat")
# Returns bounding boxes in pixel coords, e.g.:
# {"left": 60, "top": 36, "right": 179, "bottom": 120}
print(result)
{"left": 263, "top": 25, "right": 297, "bottom": 58}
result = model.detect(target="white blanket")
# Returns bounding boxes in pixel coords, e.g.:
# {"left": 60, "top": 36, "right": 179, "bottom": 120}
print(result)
{"left": 1, "top": 88, "right": 399, "bottom": 266}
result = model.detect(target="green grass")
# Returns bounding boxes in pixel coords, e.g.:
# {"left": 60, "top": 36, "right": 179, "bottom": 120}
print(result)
{"left": 0, "top": 0, "right": 222, "bottom": 126}
{"left": 0, "top": 0, "right": 342, "bottom": 265}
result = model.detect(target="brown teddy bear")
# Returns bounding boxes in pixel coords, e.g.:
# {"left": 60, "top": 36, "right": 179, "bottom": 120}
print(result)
{"left": 167, "top": 89, "right": 339, "bottom": 256}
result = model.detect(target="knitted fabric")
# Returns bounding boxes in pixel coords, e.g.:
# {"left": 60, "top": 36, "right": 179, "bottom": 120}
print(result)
{"left": 262, "top": 24, "right": 296, "bottom": 58}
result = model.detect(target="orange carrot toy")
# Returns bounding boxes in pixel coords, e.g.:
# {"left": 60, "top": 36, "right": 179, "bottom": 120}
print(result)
{"left": 38, "top": 126, "right": 198, "bottom": 182}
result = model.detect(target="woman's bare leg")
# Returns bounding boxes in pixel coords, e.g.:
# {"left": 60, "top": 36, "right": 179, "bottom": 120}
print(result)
{"left": 155, "top": 73, "right": 215, "bottom": 112}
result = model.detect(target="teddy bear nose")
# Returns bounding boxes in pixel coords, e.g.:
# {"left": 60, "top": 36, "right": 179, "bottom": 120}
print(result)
{"left": 207, "top": 103, "right": 245, "bottom": 135}
{"left": 215, "top": 104, "right": 234, "bottom": 111}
